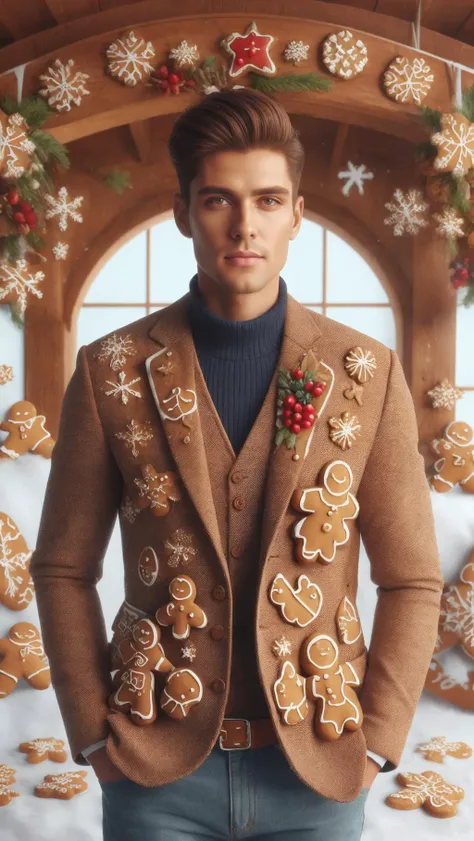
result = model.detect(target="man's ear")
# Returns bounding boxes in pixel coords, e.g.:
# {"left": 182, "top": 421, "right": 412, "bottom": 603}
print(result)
{"left": 173, "top": 192, "right": 192, "bottom": 239}
{"left": 290, "top": 195, "right": 304, "bottom": 241}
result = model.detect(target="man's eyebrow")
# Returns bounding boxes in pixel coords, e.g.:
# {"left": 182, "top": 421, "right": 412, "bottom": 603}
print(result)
{"left": 197, "top": 186, "right": 291, "bottom": 197}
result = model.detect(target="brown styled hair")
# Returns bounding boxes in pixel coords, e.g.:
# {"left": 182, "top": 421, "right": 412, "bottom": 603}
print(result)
{"left": 167, "top": 88, "right": 305, "bottom": 205}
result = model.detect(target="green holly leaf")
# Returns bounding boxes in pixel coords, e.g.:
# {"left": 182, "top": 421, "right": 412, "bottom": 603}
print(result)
{"left": 286, "top": 432, "right": 297, "bottom": 449}
{"left": 296, "top": 390, "right": 305, "bottom": 399}
{"left": 275, "top": 428, "right": 288, "bottom": 446}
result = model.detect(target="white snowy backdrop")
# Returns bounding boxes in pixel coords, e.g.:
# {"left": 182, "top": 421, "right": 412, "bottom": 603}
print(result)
{"left": 1, "top": 219, "right": 474, "bottom": 840}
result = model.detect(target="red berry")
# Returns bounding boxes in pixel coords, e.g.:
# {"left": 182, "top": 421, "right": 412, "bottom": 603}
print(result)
{"left": 168, "top": 73, "right": 180, "bottom": 85}
{"left": 237, "top": 58, "right": 244, "bottom": 66}
{"left": 304, "top": 381, "right": 314, "bottom": 392}
{"left": 304, "top": 412, "right": 315, "bottom": 423}
{"left": 293, "top": 402, "right": 303, "bottom": 413}
{"left": 302, "top": 420, "right": 313, "bottom": 429}
{"left": 291, "top": 368, "right": 304, "bottom": 380}
{"left": 302, "top": 404, "right": 313, "bottom": 414}
{"left": 18, "top": 199, "right": 31, "bottom": 213}
{"left": 283, "top": 418, "right": 293, "bottom": 428}
{"left": 6, "top": 189, "right": 19, "bottom": 205}
{"left": 292, "top": 412, "right": 302, "bottom": 422}
{"left": 312, "top": 386, "right": 324, "bottom": 396}
{"left": 291, "top": 423, "right": 301, "bottom": 435}
{"left": 156, "top": 65, "right": 169, "bottom": 78}
{"left": 283, "top": 395, "right": 296, "bottom": 408}
{"left": 458, "top": 268, "right": 469, "bottom": 281}
{"left": 282, "top": 409, "right": 293, "bottom": 419}
{"left": 13, "top": 211, "right": 25, "bottom": 224}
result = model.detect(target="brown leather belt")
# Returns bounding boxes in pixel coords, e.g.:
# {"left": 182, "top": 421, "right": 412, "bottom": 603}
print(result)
{"left": 218, "top": 717, "right": 278, "bottom": 750}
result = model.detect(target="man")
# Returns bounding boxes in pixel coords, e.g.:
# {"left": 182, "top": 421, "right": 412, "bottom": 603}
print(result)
{"left": 31, "top": 89, "right": 443, "bottom": 840}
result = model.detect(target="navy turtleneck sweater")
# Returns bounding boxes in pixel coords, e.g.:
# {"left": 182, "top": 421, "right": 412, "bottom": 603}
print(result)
{"left": 188, "top": 273, "right": 288, "bottom": 454}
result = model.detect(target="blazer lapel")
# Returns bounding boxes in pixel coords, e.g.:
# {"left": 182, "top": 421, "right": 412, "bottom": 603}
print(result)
{"left": 259, "top": 296, "right": 335, "bottom": 568}
{"left": 145, "top": 295, "right": 227, "bottom": 570}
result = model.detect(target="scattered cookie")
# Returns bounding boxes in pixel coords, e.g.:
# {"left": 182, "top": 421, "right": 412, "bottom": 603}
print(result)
{"left": 0, "top": 622, "right": 50, "bottom": 698}
{"left": 0, "top": 513, "right": 34, "bottom": 610}
{"left": 0, "top": 764, "right": 19, "bottom": 807}
{"left": 19, "top": 738, "right": 67, "bottom": 764}
{"left": 416, "top": 736, "right": 472, "bottom": 764}
{"left": 155, "top": 576, "right": 207, "bottom": 640}
{"left": 435, "top": 555, "right": 474, "bottom": 659}
{"left": 35, "top": 770, "right": 88, "bottom": 799}
{"left": 386, "top": 770, "right": 464, "bottom": 818}
{"left": 429, "top": 421, "right": 474, "bottom": 494}
{"left": 0, "top": 365, "right": 13, "bottom": 386}
{"left": 328, "top": 410, "right": 361, "bottom": 450}
{"left": 0, "top": 400, "right": 55, "bottom": 460}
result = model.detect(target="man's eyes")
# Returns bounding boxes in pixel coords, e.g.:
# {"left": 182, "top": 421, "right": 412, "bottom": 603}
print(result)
{"left": 205, "top": 197, "right": 281, "bottom": 206}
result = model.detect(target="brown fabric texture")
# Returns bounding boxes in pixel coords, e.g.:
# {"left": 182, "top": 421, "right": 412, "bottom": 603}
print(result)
{"left": 30, "top": 292, "right": 444, "bottom": 803}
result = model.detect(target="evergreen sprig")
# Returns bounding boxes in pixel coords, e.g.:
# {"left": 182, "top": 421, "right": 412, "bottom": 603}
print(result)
{"left": 419, "top": 105, "right": 442, "bottom": 133}
{"left": 462, "top": 283, "right": 474, "bottom": 308}
{"left": 2, "top": 234, "right": 21, "bottom": 263}
{"left": 249, "top": 71, "right": 333, "bottom": 93}
{"left": 29, "top": 129, "right": 70, "bottom": 169}
{"left": 0, "top": 94, "right": 53, "bottom": 127}
{"left": 460, "top": 84, "right": 474, "bottom": 122}
{"left": 101, "top": 169, "right": 132, "bottom": 195}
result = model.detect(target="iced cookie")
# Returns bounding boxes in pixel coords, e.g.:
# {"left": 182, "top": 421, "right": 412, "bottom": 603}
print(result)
{"left": 0, "top": 513, "right": 34, "bottom": 610}
{"left": 0, "top": 622, "right": 50, "bottom": 698}
{"left": 155, "top": 576, "right": 207, "bottom": 640}
{"left": 416, "top": 736, "right": 472, "bottom": 764}
{"left": 35, "top": 770, "right": 88, "bottom": 800}
{"left": 386, "top": 771, "right": 464, "bottom": 818}
{"left": 160, "top": 667, "right": 203, "bottom": 720}
{"left": 0, "top": 400, "right": 55, "bottom": 460}
{"left": 19, "top": 738, "right": 67, "bottom": 764}
{"left": 429, "top": 421, "right": 474, "bottom": 494}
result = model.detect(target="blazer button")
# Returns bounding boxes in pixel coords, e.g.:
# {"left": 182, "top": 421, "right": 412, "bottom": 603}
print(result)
{"left": 230, "top": 545, "right": 243, "bottom": 559}
{"left": 232, "top": 495, "right": 246, "bottom": 511}
{"left": 211, "top": 625, "right": 225, "bottom": 640}
{"left": 231, "top": 470, "right": 247, "bottom": 484}
{"left": 212, "top": 585, "right": 226, "bottom": 601}
{"left": 211, "top": 678, "right": 226, "bottom": 693}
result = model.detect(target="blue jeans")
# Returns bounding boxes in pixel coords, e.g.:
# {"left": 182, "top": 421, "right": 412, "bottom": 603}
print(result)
{"left": 99, "top": 743, "right": 370, "bottom": 840}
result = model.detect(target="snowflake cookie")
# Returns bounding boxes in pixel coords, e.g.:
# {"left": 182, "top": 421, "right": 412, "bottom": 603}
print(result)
{"left": 328, "top": 410, "right": 361, "bottom": 450}
{"left": 272, "top": 634, "right": 293, "bottom": 658}
{"left": 384, "top": 188, "right": 428, "bottom": 236}
{"left": 322, "top": 31, "right": 368, "bottom": 80}
{"left": 416, "top": 735, "right": 472, "bottom": 764}
{"left": 115, "top": 420, "right": 153, "bottom": 458}
{"left": 52, "top": 242, "right": 69, "bottom": 261}
{"left": 0, "top": 111, "right": 35, "bottom": 181}
{"left": 435, "top": 557, "right": 474, "bottom": 660}
{"left": 181, "top": 641, "right": 197, "bottom": 662}
{"left": 432, "top": 113, "right": 474, "bottom": 177}
{"left": 169, "top": 40, "right": 200, "bottom": 68}
{"left": 106, "top": 31, "right": 155, "bottom": 86}
{"left": 385, "top": 770, "right": 464, "bottom": 818}
{"left": 0, "top": 365, "right": 13, "bottom": 386}
{"left": 164, "top": 528, "right": 197, "bottom": 568}
{"left": 39, "top": 58, "right": 90, "bottom": 112}
{"left": 45, "top": 186, "right": 83, "bottom": 232}
{"left": 283, "top": 40, "right": 310, "bottom": 65}
{"left": 344, "top": 346, "right": 377, "bottom": 384}
{"left": 427, "top": 379, "right": 464, "bottom": 410}
{"left": 383, "top": 56, "right": 434, "bottom": 106}
{"left": 0, "top": 259, "right": 44, "bottom": 317}
{"left": 35, "top": 770, "right": 88, "bottom": 800}
{"left": 0, "top": 513, "right": 34, "bottom": 611}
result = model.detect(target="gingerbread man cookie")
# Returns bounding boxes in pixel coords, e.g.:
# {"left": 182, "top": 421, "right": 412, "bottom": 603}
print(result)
{"left": 273, "top": 660, "right": 310, "bottom": 725}
{"left": 133, "top": 464, "right": 181, "bottom": 517}
{"left": 336, "top": 596, "right": 362, "bottom": 644}
{"left": 291, "top": 460, "right": 359, "bottom": 565}
{"left": 429, "top": 421, "right": 474, "bottom": 494}
{"left": 155, "top": 576, "right": 208, "bottom": 640}
{"left": 109, "top": 617, "right": 174, "bottom": 725}
{"left": 416, "top": 736, "right": 472, "bottom": 764}
{"left": 269, "top": 573, "right": 323, "bottom": 628}
{"left": 300, "top": 633, "right": 363, "bottom": 741}
{"left": 0, "top": 400, "right": 55, "bottom": 461}
{"left": 0, "top": 513, "right": 34, "bottom": 611}
{"left": 160, "top": 667, "right": 203, "bottom": 720}
{"left": 386, "top": 770, "right": 464, "bottom": 818}
{"left": 0, "top": 622, "right": 50, "bottom": 698}
{"left": 35, "top": 770, "right": 88, "bottom": 800}
{"left": 435, "top": 557, "right": 474, "bottom": 659}
{"left": 0, "top": 764, "right": 19, "bottom": 807}
{"left": 110, "top": 600, "right": 149, "bottom": 669}
{"left": 19, "top": 737, "right": 67, "bottom": 764}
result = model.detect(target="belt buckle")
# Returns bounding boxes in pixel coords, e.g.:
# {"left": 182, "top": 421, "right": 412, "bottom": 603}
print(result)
{"left": 219, "top": 718, "right": 251, "bottom": 750}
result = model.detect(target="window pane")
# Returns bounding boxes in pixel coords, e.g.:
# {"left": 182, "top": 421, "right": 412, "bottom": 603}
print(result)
{"left": 326, "top": 231, "right": 389, "bottom": 304}
{"left": 456, "top": 389, "right": 474, "bottom": 430}
{"left": 326, "top": 306, "right": 396, "bottom": 348}
{"left": 84, "top": 231, "right": 147, "bottom": 304}
{"left": 77, "top": 307, "right": 147, "bottom": 348}
{"left": 282, "top": 217, "right": 323, "bottom": 303}
{"left": 0, "top": 306, "right": 24, "bottom": 405}
{"left": 456, "top": 304, "right": 474, "bottom": 386}
{"left": 150, "top": 219, "right": 196, "bottom": 302}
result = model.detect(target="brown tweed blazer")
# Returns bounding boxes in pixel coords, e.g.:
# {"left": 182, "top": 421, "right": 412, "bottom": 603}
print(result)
{"left": 30, "top": 291, "right": 443, "bottom": 803}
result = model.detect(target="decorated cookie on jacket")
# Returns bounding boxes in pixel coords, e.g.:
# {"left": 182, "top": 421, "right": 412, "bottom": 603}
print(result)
{"left": 385, "top": 770, "right": 464, "bottom": 818}
{"left": 0, "top": 513, "right": 34, "bottom": 610}
{"left": 429, "top": 421, "right": 474, "bottom": 494}
{"left": 0, "top": 764, "right": 19, "bottom": 807}
{"left": 133, "top": 464, "right": 181, "bottom": 517}
{"left": 300, "top": 632, "right": 363, "bottom": 741}
{"left": 416, "top": 736, "right": 472, "bottom": 764}
{"left": 110, "top": 600, "right": 149, "bottom": 670}
{"left": 273, "top": 660, "right": 310, "bottom": 725}
{"left": 19, "top": 737, "right": 67, "bottom": 764}
{"left": 0, "top": 622, "right": 50, "bottom": 698}
{"left": 0, "top": 401, "right": 55, "bottom": 460}
{"left": 336, "top": 596, "right": 362, "bottom": 644}
{"left": 269, "top": 573, "right": 323, "bottom": 627}
{"left": 109, "top": 617, "right": 174, "bottom": 725}
{"left": 155, "top": 576, "right": 208, "bottom": 640}
{"left": 435, "top": 556, "right": 474, "bottom": 660}
{"left": 35, "top": 770, "right": 88, "bottom": 800}
{"left": 160, "top": 667, "right": 203, "bottom": 720}
{"left": 290, "top": 460, "right": 359, "bottom": 565}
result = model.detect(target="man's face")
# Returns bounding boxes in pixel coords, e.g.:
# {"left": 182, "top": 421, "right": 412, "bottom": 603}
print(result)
{"left": 173, "top": 148, "right": 304, "bottom": 295}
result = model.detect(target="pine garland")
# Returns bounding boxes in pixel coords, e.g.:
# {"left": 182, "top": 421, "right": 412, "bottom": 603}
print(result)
{"left": 249, "top": 71, "right": 333, "bottom": 93}
{"left": 29, "top": 129, "right": 70, "bottom": 169}
{"left": 0, "top": 94, "right": 53, "bottom": 127}
{"left": 101, "top": 169, "right": 132, "bottom": 195}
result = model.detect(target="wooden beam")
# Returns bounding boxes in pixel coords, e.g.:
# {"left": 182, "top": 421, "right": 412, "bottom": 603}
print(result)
{"left": 329, "top": 124, "right": 350, "bottom": 175}
{"left": 44, "top": 0, "right": 100, "bottom": 24}
{"left": 0, "top": 0, "right": 55, "bottom": 40}
{"left": 128, "top": 120, "right": 155, "bottom": 165}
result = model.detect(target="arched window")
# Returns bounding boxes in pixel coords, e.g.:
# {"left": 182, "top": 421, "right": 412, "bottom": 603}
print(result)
{"left": 78, "top": 214, "right": 396, "bottom": 352}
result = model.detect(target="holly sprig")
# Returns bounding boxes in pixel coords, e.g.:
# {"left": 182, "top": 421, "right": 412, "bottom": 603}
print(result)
{"left": 275, "top": 366, "right": 319, "bottom": 449}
